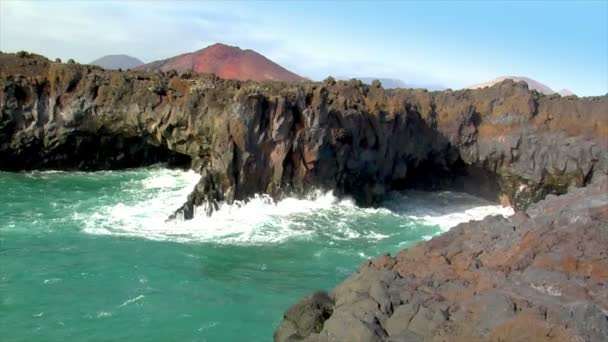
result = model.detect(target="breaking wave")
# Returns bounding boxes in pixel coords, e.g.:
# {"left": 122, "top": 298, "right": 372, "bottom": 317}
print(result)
{"left": 80, "top": 168, "right": 513, "bottom": 244}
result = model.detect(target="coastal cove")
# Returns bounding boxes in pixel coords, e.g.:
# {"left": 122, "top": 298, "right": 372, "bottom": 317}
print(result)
{"left": 1, "top": 50, "right": 607, "bottom": 341}
{"left": 0, "top": 167, "right": 512, "bottom": 341}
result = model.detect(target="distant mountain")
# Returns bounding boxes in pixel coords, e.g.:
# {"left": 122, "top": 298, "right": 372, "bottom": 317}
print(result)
{"left": 337, "top": 77, "right": 445, "bottom": 90}
{"left": 557, "top": 89, "right": 575, "bottom": 96}
{"left": 354, "top": 77, "right": 408, "bottom": 89}
{"left": 90, "top": 54, "right": 144, "bottom": 70}
{"left": 136, "top": 43, "right": 304, "bottom": 82}
{"left": 468, "top": 76, "right": 576, "bottom": 96}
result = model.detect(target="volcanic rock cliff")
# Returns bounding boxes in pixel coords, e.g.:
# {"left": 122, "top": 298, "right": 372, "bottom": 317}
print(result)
{"left": 1, "top": 52, "right": 607, "bottom": 218}
{"left": 275, "top": 179, "right": 608, "bottom": 342}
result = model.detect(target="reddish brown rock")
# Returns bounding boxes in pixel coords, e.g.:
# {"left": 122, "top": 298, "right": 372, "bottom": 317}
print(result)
{"left": 0, "top": 52, "right": 607, "bottom": 217}
{"left": 276, "top": 181, "right": 608, "bottom": 341}
{"left": 135, "top": 43, "right": 305, "bottom": 82}
{"left": 1, "top": 51, "right": 606, "bottom": 342}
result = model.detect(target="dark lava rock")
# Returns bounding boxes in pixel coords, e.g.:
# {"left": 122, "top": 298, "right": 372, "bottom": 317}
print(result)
{"left": 1, "top": 51, "right": 606, "bottom": 341}
{"left": 275, "top": 180, "right": 608, "bottom": 341}
{"left": 274, "top": 291, "right": 334, "bottom": 341}
{"left": 0, "top": 52, "right": 607, "bottom": 218}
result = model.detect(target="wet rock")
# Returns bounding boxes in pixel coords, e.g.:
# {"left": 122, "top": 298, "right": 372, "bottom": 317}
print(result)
{"left": 275, "top": 291, "right": 334, "bottom": 341}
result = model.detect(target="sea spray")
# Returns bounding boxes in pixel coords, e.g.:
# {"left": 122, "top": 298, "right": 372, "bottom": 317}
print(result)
{"left": 80, "top": 168, "right": 512, "bottom": 244}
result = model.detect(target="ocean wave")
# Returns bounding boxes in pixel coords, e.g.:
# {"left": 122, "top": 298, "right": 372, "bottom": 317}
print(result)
{"left": 83, "top": 185, "right": 366, "bottom": 244}
{"left": 383, "top": 190, "right": 514, "bottom": 231}
{"left": 79, "top": 169, "right": 513, "bottom": 244}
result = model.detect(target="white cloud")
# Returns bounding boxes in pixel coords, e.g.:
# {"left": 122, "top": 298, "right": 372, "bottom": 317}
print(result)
{"left": 1, "top": 1, "right": 249, "bottom": 62}
{"left": 0, "top": 0, "right": 450, "bottom": 87}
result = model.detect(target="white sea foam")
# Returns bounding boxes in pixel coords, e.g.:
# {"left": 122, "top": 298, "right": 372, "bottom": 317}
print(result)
{"left": 118, "top": 294, "right": 145, "bottom": 308}
{"left": 24, "top": 170, "right": 67, "bottom": 176}
{"left": 384, "top": 190, "right": 514, "bottom": 231}
{"left": 80, "top": 169, "right": 513, "bottom": 244}
{"left": 43, "top": 278, "right": 62, "bottom": 284}
{"left": 198, "top": 322, "right": 220, "bottom": 331}
{"left": 409, "top": 204, "right": 514, "bottom": 231}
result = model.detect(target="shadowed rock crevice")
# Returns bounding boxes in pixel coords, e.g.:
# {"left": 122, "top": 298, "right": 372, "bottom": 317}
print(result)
{"left": 0, "top": 133, "right": 192, "bottom": 171}
{"left": 396, "top": 158, "right": 502, "bottom": 203}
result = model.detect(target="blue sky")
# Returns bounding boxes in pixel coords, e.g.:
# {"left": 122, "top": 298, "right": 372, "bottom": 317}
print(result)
{"left": 1, "top": 1, "right": 606, "bottom": 95}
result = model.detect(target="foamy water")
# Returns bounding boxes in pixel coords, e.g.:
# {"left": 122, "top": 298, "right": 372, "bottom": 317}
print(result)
{"left": 80, "top": 169, "right": 513, "bottom": 244}
{"left": 0, "top": 167, "right": 515, "bottom": 341}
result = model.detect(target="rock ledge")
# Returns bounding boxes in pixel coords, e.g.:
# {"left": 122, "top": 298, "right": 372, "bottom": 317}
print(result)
{"left": 275, "top": 179, "right": 608, "bottom": 341}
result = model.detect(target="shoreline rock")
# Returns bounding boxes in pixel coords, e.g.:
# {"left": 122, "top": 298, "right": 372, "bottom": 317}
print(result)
{"left": 1, "top": 51, "right": 607, "bottom": 218}
{"left": 275, "top": 179, "right": 608, "bottom": 341}
{"left": 1, "top": 51, "right": 606, "bottom": 341}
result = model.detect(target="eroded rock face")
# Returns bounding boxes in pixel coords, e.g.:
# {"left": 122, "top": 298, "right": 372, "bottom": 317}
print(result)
{"left": 1, "top": 52, "right": 607, "bottom": 217}
{"left": 275, "top": 179, "right": 608, "bottom": 342}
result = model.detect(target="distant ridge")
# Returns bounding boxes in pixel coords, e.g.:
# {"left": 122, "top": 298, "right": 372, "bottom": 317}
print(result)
{"left": 136, "top": 43, "right": 304, "bottom": 82}
{"left": 344, "top": 77, "right": 408, "bottom": 89}
{"left": 468, "top": 76, "right": 576, "bottom": 96}
{"left": 557, "top": 89, "right": 575, "bottom": 96}
{"left": 338, "top": 76, "right": 446, "bottom": 90}
{"left": 90, "top": 54, "right": 144, "bottom": 70}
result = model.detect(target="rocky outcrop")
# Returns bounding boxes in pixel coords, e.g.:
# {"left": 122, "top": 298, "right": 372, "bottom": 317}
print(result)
{"left": 1, "top": 52, "right": 607, "bottom": 217}
{"left": 275, "top": 179, "right": 608, "bottom": 341}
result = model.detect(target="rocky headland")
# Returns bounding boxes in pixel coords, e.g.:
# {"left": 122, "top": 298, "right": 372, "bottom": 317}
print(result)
{"left": 2, "top": 52, "right": 606, "bottom": 217}
{"left": 1, "top": 52, "right": 607, "bottom": 340}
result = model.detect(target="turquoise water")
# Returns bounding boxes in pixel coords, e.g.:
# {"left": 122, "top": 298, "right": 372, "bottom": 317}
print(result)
{"left": 0, "top": 167, "right": 511, "bottom": 341}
